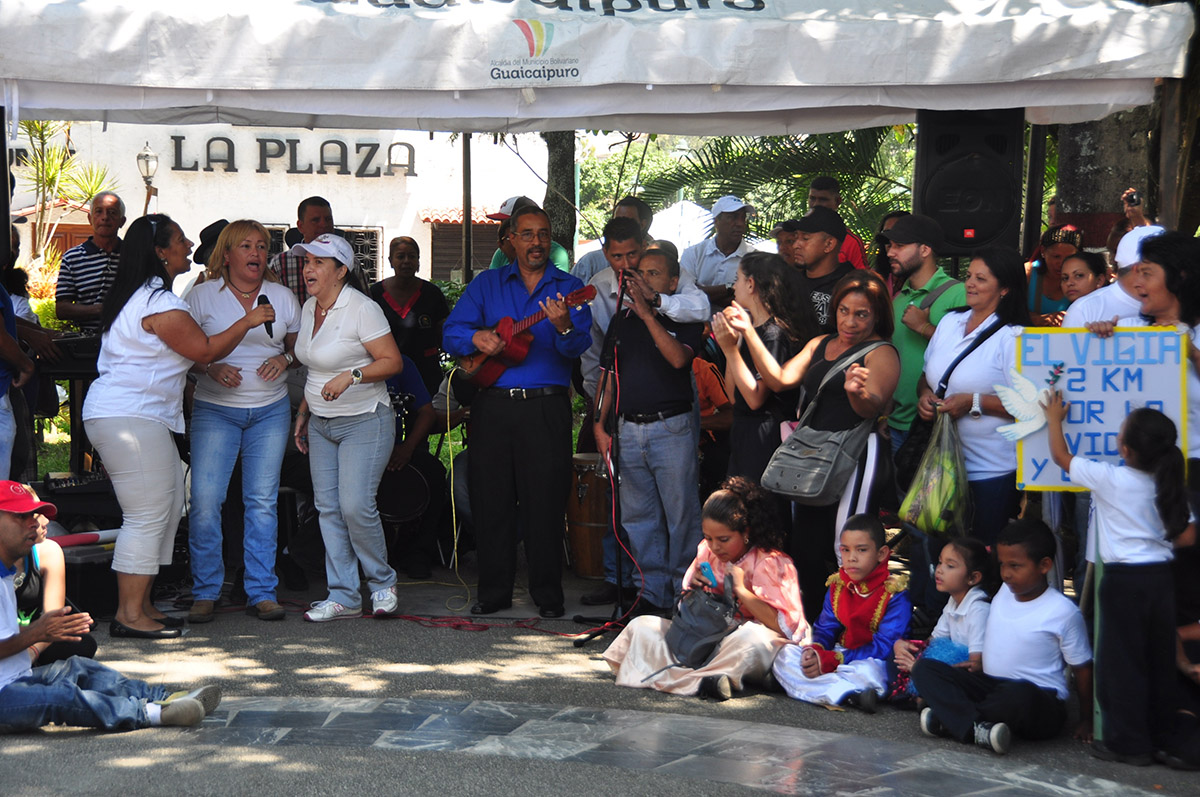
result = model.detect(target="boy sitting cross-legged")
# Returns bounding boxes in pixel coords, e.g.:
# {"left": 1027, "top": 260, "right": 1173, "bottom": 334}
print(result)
{"left": 911, "top": 518, "right": 1093, "bottom": 755}
{"left": 773, "top": 514, "right": 911, "bottom": 713}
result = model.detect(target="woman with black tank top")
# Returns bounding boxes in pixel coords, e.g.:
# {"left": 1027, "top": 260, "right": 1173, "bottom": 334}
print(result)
{"left": 712, "top": 254, "right": 819, "bottom": 502}
{"left": 726, "top": 271, "right": 900, "bottom": 621}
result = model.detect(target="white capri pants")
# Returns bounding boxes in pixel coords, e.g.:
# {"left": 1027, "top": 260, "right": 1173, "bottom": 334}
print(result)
{"left": 85, "top": 416, "right": 185, "bottom": 576}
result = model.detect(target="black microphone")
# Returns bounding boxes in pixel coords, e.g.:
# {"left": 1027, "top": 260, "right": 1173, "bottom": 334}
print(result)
{"left": 257, "top": 295, "right": 273, "bottom": 338}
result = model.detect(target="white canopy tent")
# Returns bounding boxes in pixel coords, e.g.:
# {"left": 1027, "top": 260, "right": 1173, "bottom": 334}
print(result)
{"left": 0, "top": 0, "right": 1192, "bottom": 137}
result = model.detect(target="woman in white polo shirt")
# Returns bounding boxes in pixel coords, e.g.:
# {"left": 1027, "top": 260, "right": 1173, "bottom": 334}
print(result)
{"left": 186, "top": 220, "right": 302, "bottom": 624}
{"left": 917, "top": 247, "right": 1030, "bottom": 547}
{"left": 83, "top": 214, "right": 273, "bottom": 639}
{"left": 290, "top": 234, "right": 404, "bottom": 622}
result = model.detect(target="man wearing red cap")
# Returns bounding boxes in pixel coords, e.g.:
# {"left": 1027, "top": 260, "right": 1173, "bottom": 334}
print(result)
{"left": 488, "top": 196, "right": 571, "bottom": 272}
{"left": 0, "top": 482, "right": 220, "bottom": 730}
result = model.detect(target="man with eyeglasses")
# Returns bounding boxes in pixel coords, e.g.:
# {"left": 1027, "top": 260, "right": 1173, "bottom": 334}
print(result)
{"left": 487, "top": 196, "right": 571, "bottom": 272}
{"left": 443, "top": 204, "right": 592, "bottom": 619}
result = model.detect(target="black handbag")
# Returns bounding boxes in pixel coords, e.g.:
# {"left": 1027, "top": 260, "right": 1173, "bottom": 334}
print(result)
{"left": 761, "top": 340, "right": 888, "bottom": 505}
{"left": 894, "top": 319, "right": 1005, "bottom": 492}
{"left": 657, "top": 572, "right": 739, "bottom": 672}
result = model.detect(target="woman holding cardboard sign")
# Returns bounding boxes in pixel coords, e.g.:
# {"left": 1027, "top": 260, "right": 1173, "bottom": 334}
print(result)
{"left": 1085, "top": 231, "right": 1200, "bottom": 519}
{"left": 916, "top": 247, "right": 1029, "bottom": 547}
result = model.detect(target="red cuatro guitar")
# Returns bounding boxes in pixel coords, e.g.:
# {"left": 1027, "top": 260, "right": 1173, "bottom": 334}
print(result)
{"left": 458, "top": 285, "right": 597, "bottom": 387}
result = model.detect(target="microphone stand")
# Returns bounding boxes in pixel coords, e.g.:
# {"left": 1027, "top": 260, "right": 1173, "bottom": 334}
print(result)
{"left": 574, "top": 270, "right": 638, "bottom": 647}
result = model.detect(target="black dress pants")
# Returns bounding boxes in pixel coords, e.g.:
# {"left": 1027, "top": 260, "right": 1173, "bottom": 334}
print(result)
{"left": 911, "top": 658, "right": 1066, "bottom": 743}
{"left": 1097, "top": 563, "right": 1177, "bottom": 755}
{"left": 468, "top": 390, "right": 571, "bottom": 610}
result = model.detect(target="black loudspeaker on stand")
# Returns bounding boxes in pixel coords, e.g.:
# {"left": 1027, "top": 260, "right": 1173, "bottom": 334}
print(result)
{"left": 574, "top": 272, "right": 641, "bottom": 648}
{"left": 914, "top": 108, "right": 1025, "bottom": 256}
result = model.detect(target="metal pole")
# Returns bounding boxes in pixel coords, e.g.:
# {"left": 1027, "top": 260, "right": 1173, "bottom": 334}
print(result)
{"left": 1021, "top": 124, "right": 1047, "bottom": 260}
{"left": 461, "top": 132, "right": 473, "bottom": 283}
{"left": 1, "top": 104, "right": 11, "bottom": 274}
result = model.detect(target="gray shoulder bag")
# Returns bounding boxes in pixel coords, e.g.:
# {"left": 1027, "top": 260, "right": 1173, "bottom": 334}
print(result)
{"left": 761, "top": 340, "right": 889, "bottom": 505}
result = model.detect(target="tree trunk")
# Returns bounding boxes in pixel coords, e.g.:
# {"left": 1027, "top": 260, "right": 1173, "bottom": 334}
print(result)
{"left": 541, "top": 131, "right": 576, "bottom": 266}
{"left": 1055, "top": 106, "right": 1152, "bottom": 250}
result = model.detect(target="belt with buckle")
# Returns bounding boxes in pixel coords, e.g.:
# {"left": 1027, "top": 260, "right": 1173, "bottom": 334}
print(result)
{"left": 620, "top": 405, "right": 691, "bottom": 424}
{"left": 482, "top": 386, "right": 568, "bottom": 400}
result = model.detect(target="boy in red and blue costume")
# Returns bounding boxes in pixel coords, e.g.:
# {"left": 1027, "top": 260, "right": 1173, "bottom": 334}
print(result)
{"left": 774, "top": 514, "right": 911, "bottom": 712}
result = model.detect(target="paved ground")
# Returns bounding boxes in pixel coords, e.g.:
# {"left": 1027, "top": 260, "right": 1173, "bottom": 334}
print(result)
{"left": 5, "top": 558, "right": 1195, "bottom": 796}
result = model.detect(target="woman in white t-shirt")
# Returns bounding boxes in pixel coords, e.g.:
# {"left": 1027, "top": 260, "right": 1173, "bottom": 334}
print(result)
{"left": 186, "top": 220, "right": 302, "bottom": 625}
{"left": 290, "top": 234, "right": 404, "bottom": 622}
{"left": 1083, "top": 230, "right": 1200, "bottom": 521}
{"left": 917, "top": 247, "right": 1030, "bottom": 547}
{"left": 82, "top": 215, "right": 273, "bottom": 640}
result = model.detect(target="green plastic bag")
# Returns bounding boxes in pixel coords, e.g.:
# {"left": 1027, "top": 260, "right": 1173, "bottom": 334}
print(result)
{"left": 898, "top": 412, "right": 970, "bottom": 538}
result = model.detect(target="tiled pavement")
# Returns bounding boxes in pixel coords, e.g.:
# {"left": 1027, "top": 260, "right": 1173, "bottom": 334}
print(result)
{"left": 193, "top": 696, "right": 1150, "bottom": 796}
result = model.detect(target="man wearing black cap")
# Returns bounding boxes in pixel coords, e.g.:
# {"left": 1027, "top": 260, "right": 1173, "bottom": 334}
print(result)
{"left": 792, "top": 206, "right": 855, "bottom": 331}
{"left": 0, "top": 481, "right": 220, "bottom": 730}
{"left": 883, "top": 215, "right": 965, "bottom": 453}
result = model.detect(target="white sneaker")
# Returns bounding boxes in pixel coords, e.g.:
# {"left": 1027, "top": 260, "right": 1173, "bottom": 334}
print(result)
{"left": 304, "top": 600, "right": 360, "bottom": 622}
{"left": 974, "top": 721, "right": 1012, "bottom": 755}
{"left": 372, "top": 586, "right": 398, "bottom": 617}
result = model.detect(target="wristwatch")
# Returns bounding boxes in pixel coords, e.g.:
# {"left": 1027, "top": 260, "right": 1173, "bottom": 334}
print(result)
{"left": 969, "top": 393, "right": 982, "bottom": 419}
{"left": 350, "top": 368, "right": 364, "bottom": 386}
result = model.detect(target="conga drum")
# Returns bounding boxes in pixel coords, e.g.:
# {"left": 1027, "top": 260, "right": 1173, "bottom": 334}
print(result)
{"left": 377, "top": 464, "right": 431, "bottom": 525}
{"left": 566, "top": 453, "right": 607, "bottom": 579}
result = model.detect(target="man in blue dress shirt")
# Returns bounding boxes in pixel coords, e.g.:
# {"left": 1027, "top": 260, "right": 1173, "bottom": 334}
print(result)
{"left": 443, "top": 205, "right": 592, "bottom": 618}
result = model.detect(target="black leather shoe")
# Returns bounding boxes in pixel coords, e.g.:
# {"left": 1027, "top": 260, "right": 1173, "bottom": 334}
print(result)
{"left": 538, "top": 605, "right": 565, "bottom": 619}
{"left": 152, "top": 615, "right": 185, "bottom": 628}
{"left": 110, "top": 620, "right": 183, "bottom": 639}
{"left": 470, "top": 601, "right": 512, "bottom": 615}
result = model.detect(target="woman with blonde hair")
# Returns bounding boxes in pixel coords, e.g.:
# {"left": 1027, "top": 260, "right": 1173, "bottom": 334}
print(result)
{"left": 185, "top": 219, "right": 302, "bottom": 624}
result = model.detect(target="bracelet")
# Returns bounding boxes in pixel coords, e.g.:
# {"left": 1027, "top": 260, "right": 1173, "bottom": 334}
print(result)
{"left": 297, "top": 410, "right": 310, "bottom": 418}
{"left": 283, "top": 352, "right": 295, "bottom": 365}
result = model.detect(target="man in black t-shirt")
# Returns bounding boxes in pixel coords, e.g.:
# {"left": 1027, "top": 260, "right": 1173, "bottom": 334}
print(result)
{"left": 792, "top": 206, "right": 853, "bottom": 332}
{"left": 593, "top": 249, "right": 704, "bottom": 616}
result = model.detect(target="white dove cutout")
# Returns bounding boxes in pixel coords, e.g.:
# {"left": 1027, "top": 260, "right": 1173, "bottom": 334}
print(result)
{"left": 995, "top": 368, "right": 1053, "bottom": 441}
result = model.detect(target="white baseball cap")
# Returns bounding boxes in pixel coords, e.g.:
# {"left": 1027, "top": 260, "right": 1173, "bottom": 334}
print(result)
{"left": 710, "top": 195, "right": 755, "bottom": 218}
{"left": 293, "top": 233, "right": 355, "bottom": 267}
{"left": 1115, "top": 225, "right": 1165, "bottom": 269}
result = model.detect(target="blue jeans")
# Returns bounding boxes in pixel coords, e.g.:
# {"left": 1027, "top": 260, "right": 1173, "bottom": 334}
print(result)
{"left": 889, "top": 425, "right": 909, "bottom": 456}
{"left": 0, "top": 656, "right": 165, "bottom": 731}
{"left": 616, "top": 413, "right": 703, "bottom": 608}
{"left": 968, "top": 472, "right": 1022, "bottom": 548}
{"left": 189, "top": 397, "right": 291, "bottom": 605}
{"left": 0, "top": 391, "right": 14, "bottom": 481}
{"left": 308, "top": 402, "right": 397, "bottom": 608}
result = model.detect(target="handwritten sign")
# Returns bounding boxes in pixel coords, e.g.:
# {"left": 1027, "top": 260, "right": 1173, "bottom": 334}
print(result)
{"left": 1015, "top": 328, "right": 1188, "bottom": 491}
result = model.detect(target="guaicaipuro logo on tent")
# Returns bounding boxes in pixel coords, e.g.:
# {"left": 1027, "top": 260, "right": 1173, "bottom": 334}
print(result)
{"left": 489, "top": 19, "right": 581, "bottom": 86}
{"left": 513, "top": 19, "right": 553, "bottom": 57}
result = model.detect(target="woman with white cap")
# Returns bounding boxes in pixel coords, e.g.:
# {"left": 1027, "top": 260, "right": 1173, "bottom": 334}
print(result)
{"left": 290, "top": 233, "right": 404, "bottom": 622}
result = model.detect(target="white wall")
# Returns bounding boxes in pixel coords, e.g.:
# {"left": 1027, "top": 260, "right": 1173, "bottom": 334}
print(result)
{"left": 10, "top": 123, "right": 552, "bottom": 283}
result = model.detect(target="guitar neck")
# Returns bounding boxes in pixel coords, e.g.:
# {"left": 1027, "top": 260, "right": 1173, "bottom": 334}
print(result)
{"left": 512, "top": 311, "right": 547, "bottom": 335}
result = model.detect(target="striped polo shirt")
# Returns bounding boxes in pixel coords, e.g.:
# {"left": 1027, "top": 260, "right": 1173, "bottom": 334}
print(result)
{"left": 56, "top": 237, "right": 121, "bottom": 332}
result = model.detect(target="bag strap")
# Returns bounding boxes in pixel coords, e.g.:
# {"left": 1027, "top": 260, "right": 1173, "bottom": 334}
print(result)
{"left": 933, "top": 319, "right": 1005, "bottom": 399}
{"left": 918, "top": 278, "right": 961, "bottom": 311}
{"left": 796, "top": 339, "right": 889, "bottom": 427}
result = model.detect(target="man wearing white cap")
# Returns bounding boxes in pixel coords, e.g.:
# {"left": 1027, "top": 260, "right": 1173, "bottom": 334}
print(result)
{"left": 488, "top": 196, "right": 571, "bottom": 272}
{"left": 0, "top": 481, "right": 221, "bottom": 730}
{"left": 679, "top": 195, "right": 754, "bottom": 310}
{"left": 1061, "top": 225, "right": 1164, "bottom": 329}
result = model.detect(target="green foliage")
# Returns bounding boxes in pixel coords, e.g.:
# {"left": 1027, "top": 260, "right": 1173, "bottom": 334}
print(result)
{"left": 433, "top": 279, "right": 466, "bottom": 309}
{"left": 30, "top": 298, "right": 71, "bottom": 332}
{"left": 16, "top": 120, "right": 118, "bottom": 259}
{"left": 578, "top": 134, "right": 691, "bottom": 239}
{"left": 637, "top": 128, "right": 915, "bottom": 244}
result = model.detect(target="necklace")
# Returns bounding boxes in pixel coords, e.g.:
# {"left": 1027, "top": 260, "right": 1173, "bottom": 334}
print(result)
{"left": 227, "top": 279, "right": 257, "bottom": 300}
{"left": 316, "top": 302, "right": 331, "bottom": 317}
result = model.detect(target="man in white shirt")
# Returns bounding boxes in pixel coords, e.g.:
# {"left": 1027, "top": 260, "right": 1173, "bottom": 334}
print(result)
{"left": 0, "top": 482, "right": 220, "bottom": 730}
{"left": 572, "top": 196, "right": 654, "bottom": 285}
{"left": 679, "top": 195, "right": 754, "bottom": 311}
